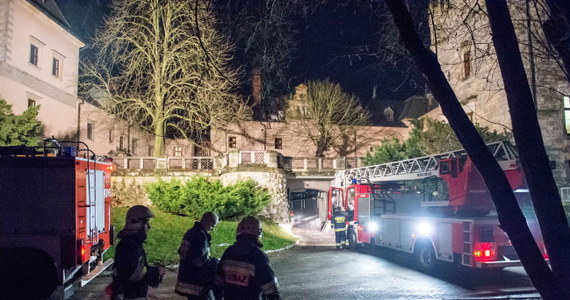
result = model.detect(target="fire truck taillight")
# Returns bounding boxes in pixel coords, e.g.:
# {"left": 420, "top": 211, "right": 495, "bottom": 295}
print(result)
{"left": 77, "top": 240, "right": 87, "bottom": 262}
{"left": 473, "top": 242, "right": 497, "bottom": 261}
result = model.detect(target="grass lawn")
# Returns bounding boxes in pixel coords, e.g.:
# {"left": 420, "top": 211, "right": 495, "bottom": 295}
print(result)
{"left": 106, "top": 207, "right": 297, "bottom": 265}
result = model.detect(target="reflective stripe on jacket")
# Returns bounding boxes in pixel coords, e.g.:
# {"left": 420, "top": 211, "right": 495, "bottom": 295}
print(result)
{"left": 332, "top": 211, "right": 347, "bottom": 231}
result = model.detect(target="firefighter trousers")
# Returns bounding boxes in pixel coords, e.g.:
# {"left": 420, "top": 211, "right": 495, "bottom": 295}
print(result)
{"left": 335, "top": 230, "right": 346, "bottom": 248}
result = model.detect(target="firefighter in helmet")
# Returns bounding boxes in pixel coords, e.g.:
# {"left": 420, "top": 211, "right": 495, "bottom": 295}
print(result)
{"left": 176, "top": 211, "right": 221, "bottom": 300}
{"left": 107, "top": 205, "right": 165, "bottom": 300}
{"left": 332, "top": 206, "right": 348, "bottom": 250}
{"left": 216, "top": 216, "right": 281, "bottom": 300}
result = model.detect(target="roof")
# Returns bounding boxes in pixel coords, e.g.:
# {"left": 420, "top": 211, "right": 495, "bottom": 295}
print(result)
{"left": 365, "top": 99, "right": 407, "bottom": 127}
{"left": 398, "top": 95, "right": 439, "bottom": 120}
{"left": 26, "top": 0, "right": 80, "bottom": 41}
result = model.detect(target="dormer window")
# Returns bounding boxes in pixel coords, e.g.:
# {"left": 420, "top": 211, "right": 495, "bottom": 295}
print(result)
{"left": 384, "top": 107, "right": 395, "bottom": 122}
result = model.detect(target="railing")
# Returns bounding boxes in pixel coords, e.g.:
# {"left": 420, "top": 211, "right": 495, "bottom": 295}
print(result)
{"left": 113, "top": 156, "right": 214, "bottom": 170}
{"left": 112, "top": 151, "right": 363, "bottom": 172}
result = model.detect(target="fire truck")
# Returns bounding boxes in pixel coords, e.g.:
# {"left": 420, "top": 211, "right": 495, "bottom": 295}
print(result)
{"left": 328, "top": 141, "right": 547, "bottom": 272}
{"left": 0, "top": 140, "right": 114, "bottom": 299}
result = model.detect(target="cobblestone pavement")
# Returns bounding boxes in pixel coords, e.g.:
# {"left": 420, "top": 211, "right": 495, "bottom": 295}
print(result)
{"left": 72, "top": 226, "right": 538, "bottom": 300}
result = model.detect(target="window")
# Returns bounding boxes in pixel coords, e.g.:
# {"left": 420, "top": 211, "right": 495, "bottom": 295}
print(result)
{"left": 131, "top": 139, "right": 138, "bottom": 155}
{"left": 108, "top": 130, "right": 113, "bottom": 143}
{"left": 28, "top": 99, "right": 36, "bottom": 107}
{"left": 564, "top": 96, "right": 570, "bottom": 135}
{"left": 148, "top": 146, "right": 153, "bottom": 156}
{"left": 29, "top": 44, "right": 38, "bottom": 66}
{"left": 275, "top": 137, "right": 283, "bottom": 149}
{"left": 174, "top": 146, "right": 183, "bottom": 157}
{"left": 52, "top": 57, "right": 60, "bottom": 77}
{"left": 384, "top": 107, "right": 394, "bottom": 121}
{"left": 228, "top": 136, "right": 237, "bottom": 148}
{"left": 119, "top": 136, "right": 124, "bottom": 150}
{"left": 87, "top": 123, "right": 94, "bottom": 140}
{"left": 29, "top": 37, "right": 45, "bottom": 67}
{"left": 463, "top": 50, "right": 471, "bottom": 78}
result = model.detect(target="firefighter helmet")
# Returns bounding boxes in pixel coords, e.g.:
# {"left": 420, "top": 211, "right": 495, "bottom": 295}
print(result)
{"left": 237, "top": 216, "right": 262, "bottom": 237}
{"left": 126, "top": 205, "right": 155, "bottom": 224}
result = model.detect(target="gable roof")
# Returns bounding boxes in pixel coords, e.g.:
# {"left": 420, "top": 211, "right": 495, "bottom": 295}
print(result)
{"left": 26, "top": 0, "right": 72, "bottom": 32}
{"left": 365, "top": 99, "right": 407, "bottom": 127}
{"left": 399, "top": 95, "right": 439, "bottom": 120}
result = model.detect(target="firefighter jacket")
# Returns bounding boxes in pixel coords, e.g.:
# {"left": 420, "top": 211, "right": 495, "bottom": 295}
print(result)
{"left": 216, "top": 234, "right": 280, "bottom": 300}
{"left": 176, "top": 221, "right": 220, "bottom": 298}
{"left": 110, "top": 230, "right": 161, "bottom": 300}
{"left": 332, "top": 211, "right": 347, "bottom": 232}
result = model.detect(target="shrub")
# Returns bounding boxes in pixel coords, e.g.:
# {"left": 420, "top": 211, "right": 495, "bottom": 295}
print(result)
{"left": 145, "top": 176, "right": 271, "bottom": 220}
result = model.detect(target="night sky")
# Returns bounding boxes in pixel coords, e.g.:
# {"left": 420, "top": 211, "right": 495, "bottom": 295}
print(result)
{"left": 55, "top": 0, "right": 426, "bottom": 105}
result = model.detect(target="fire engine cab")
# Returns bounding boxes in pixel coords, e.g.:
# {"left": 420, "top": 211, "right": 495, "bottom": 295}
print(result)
{"left": 328, "top": 141, "right": 547, "bottom": 272}
{"left": 0, "top": 140, "right": 113, "bottom": 299}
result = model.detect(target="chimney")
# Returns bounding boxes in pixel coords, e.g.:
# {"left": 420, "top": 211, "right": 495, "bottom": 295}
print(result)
{"left": 252, "top": 68, "right": 262, "bottom": 106}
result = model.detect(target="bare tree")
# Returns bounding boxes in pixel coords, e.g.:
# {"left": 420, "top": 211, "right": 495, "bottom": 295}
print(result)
{"left": 386, "top": 0, "right": 568, "bottom": 298}
{"left": 287, "top": 80, "right": 370, "bottom": 157}
{"left": 214, "top": 0, "right": 306, "bottom": 119}
{"left": 486, "top": 0, "right": 570, "bottom": 296}
{"left": 81, "top": 0, "right": 246, "bottom": 157}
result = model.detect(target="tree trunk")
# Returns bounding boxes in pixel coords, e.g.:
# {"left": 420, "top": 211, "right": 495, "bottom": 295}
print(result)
{"left": 386, "top": 0, "right": 566, "bottom": 298}
{"left": 154, "top": 119, "right": 165, "bottom": 157}
{"left": 485, "top": 0, "right": 570, "bottom": 297}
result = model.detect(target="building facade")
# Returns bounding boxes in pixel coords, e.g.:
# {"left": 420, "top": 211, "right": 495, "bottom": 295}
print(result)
{"left": 0, "top": 0, "right": 153, "bottom": 157}
{"left": 428, "top": 0, "right": 570, "bottom": 191}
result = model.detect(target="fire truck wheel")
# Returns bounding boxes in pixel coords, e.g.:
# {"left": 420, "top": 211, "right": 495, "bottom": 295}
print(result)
{"left": 347, "top": 230, "right": 357, "bottom": 249}
{"left": 414, "top": 242, "right": 436, "bottom": 273}
{"left": 0, "top": 247, "right": 58, "bottom": 300}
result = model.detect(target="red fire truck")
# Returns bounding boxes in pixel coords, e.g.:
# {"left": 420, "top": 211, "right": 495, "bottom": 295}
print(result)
{"left": 328, "top": 141, "right": 547, "bottom": 272}
{"left": 0, "top": 141, "right": 114, "bottom": 299}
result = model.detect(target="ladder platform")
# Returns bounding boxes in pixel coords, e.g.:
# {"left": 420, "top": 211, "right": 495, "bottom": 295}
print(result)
{"left": 80, "top": 258, "right": 114, "bottom": 287}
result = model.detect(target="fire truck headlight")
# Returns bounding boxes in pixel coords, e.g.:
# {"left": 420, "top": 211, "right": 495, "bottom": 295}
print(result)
{"left": 368, "top": 221, "right": 379, "bottom": 233}
{"left": 416, "top": 222, "right": 434, "bottom": 236}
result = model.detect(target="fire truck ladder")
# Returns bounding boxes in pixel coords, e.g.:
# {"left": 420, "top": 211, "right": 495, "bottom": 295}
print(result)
{"left": 335, "top": 141, "right": 518, "bottom": 187}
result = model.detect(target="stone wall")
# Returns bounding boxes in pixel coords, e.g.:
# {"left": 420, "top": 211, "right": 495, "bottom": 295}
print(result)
{"left": 111, "top": 170, "right": 289, "bottom": 223}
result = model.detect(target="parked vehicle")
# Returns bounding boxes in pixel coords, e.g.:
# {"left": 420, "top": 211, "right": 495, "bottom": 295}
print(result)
{"left": 328, "top": 141, "right": 547, "bottom": 272}
{"left": 0, "top": 140, "right": 113, "bottom": 299}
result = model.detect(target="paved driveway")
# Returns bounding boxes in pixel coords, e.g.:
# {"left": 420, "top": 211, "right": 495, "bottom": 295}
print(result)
{"left": 72, "top": 227, "right": 538, "bottom": 300}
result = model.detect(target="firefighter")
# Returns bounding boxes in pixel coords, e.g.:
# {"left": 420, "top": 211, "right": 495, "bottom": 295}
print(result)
{"left": 176, "top": 212, "right": 220, "bottom": 300}
{"left": 106, "top": 205, "right": 165, "bottom": 300}
{"left": 216, "top": 216, "right": 281, "bottom": 300}
{"left": 332, "top": 206, "right": 347, "bottom": 250}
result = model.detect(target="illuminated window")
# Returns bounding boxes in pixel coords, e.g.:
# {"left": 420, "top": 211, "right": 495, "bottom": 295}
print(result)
{"left": 275, "top": 137, "right": 283, "bottom": 149}
{"left": 87, "top": 123, "right": 94, "bottom": 140}
{"left": 564, "top": 96, "right": 570, "bottom": 135}
{"left": 174, "top": 146, "right": 183, "bottom": 157}
{"left": 29, "top": 44, "right": 38, "bottom": 66}
{"left": 228, "top": 136, "right": 237, "bottom": 148}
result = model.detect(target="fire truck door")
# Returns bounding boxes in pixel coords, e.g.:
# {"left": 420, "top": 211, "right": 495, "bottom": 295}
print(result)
{"left": 86, "top": 170, "right": 105, "bottom": 240}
